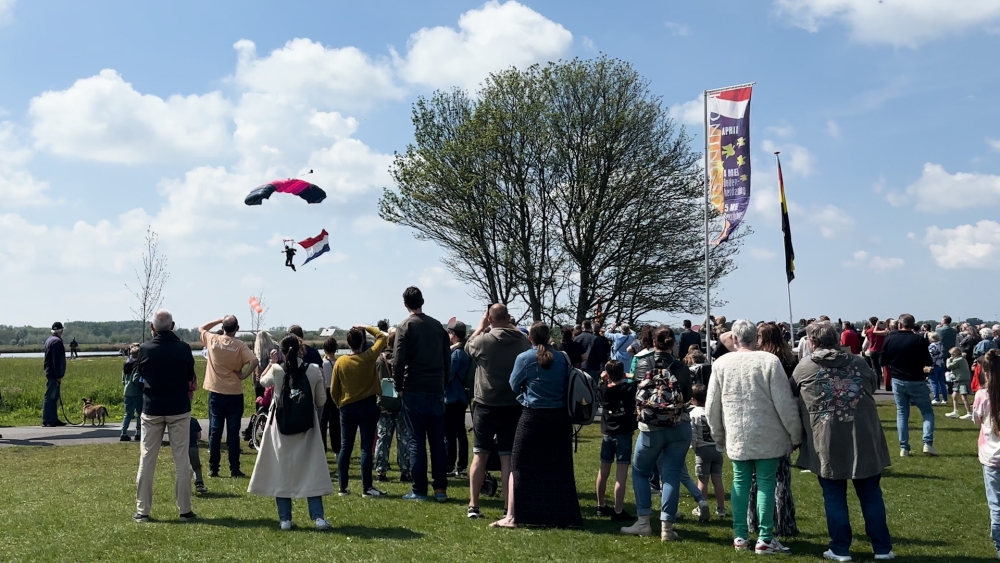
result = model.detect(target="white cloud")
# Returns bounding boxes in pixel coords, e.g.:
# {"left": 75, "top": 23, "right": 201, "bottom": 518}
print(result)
{"left": 0, "top": 122, "right": 54, "bottom": 207}
{"left": 352, "top": 214, "right": 396, "bottom": 234}
{"left": 988, "top": 138, "right": 1000, "bottom": 151}
{"left": 669, "top": 96, "right": 703, "bottom": 127}
{"left": 306, "top": 139, "right": 393, "bottom": 201}
{"left": 580, "top": 36, "right": 596, "bottom": 51}
{"left": 233, "top": 38, "right": 402, "bottom": 110}
{"left": 766, "top": 123, "right": 795, "bottom": 137}
{"left": 762, "top": 140, "right": 815, "bottom": 177}
{"left": 894, "top": 163, "right": 1000, "bottom": 212}
{"left": 926, "top": 220, "right": 1000, "bottom": 270}
{"left": 394, "top": 0, "right": 573, "bottom": 91}
{"left": 748, "top": 247, "right": 777, "bottom": 260}
{"left": 812, "top": 205, "right": 855, "bottom": 239}
{"left": 869, "top": 256, "right": 905, "bottom": 272}
{"left": 28, "top": 69, "right": 233, "bottom": 164}
{"left": 773, "top": 0, "right": 1000, "bottom": 48}
{"left": 827, "top": 120, "right": 841, "bottom": 139}
{"left": 417, "top": 266, "right": 462, "bottom": 289}
{"left": 0, "top": 0, "right": 14, "bottom": 24}
{"left": 665, "top": 21, "right": 691, "bottom": 36}
{"left": 844, "top": 249, "right": 904, "bottom": 272}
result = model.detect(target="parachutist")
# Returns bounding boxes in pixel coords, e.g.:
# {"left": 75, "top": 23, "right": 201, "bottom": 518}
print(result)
{"left": 283, "top": 244, "right": 297, "bottom": 272}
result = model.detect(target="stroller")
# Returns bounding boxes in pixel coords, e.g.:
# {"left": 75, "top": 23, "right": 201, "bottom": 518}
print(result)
{"left": 244, "top": 386, "right": 273, "bottom": 451}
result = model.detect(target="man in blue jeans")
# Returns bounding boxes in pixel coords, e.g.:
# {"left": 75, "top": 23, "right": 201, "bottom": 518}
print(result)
{"left": 199, "top": 316, "right": 258, "bottom": 478}
{"left": 881, "top": 313, "right": 936, "bottom": 457}
{"left": 392, "top": 286, "right": 451, "bottom": 502}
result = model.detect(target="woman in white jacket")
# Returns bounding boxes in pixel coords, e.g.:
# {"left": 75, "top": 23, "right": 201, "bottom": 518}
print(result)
{"left": 248, "top": 334, "right": 334, "bottom": 530}
{"left": 705, "top": 319, "right": 803, "bottom": 555}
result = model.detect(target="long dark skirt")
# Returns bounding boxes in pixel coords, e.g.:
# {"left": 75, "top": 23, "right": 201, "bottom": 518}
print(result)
{"left": 748, "top": 454, "right": 799, "bottom": 537}
{"left": 511, "top": 407, "right": 583, "bottom": 528}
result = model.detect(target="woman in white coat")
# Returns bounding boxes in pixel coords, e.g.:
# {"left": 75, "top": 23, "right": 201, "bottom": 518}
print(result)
{"left": 248, "top": 334, "right": 334, "bottom": 530}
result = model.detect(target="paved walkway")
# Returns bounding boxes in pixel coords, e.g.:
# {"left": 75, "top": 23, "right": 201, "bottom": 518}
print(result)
{"left": 0, "top": 418, "right": 238, "bottom": 448}
{"left": 1, "top": 392, "right": 897, "bottom": 448}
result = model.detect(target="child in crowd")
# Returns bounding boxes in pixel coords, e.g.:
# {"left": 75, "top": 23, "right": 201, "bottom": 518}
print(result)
{"left": 690, "top": 383, "right": 726, "bottom": 517}
{"left": 596, "top": 360, "right": 636, "bottom": 521}
{"left": 947, "top": 347, "right": 973, "bottom": 420}
{"left": 973, "top": 350, "right": 1000, "bottom": 558}
{"left": 120, "top": 343, "right": 142, "bottom": 442}
{"left": 190, "top": 418, "right": 208, "bottom": 494}
{"left": 928, "top": 332, "right": 948, "bottom": 404}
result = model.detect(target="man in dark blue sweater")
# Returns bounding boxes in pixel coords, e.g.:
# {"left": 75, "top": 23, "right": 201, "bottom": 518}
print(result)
{"left": 134, "top": 309, "right": 197, "bottom": 523}
{"left": 882, "top": 313, "right": 936, "bottom": 458}
{"left": 42, "top": 322, "right": 67, "bottom": 427}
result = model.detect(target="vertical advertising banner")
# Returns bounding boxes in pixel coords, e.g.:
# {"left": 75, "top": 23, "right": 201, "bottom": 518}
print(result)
{"left": 706, "top": 86, "right": 753, "bottom": 244}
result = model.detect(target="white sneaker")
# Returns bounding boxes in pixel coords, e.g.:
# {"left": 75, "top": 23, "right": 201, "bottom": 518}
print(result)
{"left": 823, "top": 549, "right": 852, "bottom": 562}
{"left": 946, "top": 411, "right": 959, "bottom": 418}
{"left": 923, "top": 444, "right": 939, "bottom": 457}
{"left": 756, "top": 538, "right": 791, "bottom": 555}
{"left": 899, "top": 448, "right": 911, "bottom": 458}
{"left": 279, "top": 520, "right": 293, "bottom": 531}
{"left": 314, "top": 518, "right": 332, "bottom": 530}
{"left": 961, "top": 413, "right": 974, "bottom": 420}
{"left": 874, "top": 552, "right": 896, "bottom": 560}
{"left": 696, "top": 500, "right": 710, "bottom": 522}
{"left": 734, "top": 537, "right": 750, "bottom": 551}
{"left": 931, "top": 400, "right": 940, "bottom": 406}
{"left": 338, "top": 489, "right": 351, "bottom": 497}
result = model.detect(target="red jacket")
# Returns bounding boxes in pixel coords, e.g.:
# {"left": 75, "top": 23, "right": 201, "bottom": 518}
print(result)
{"left": 841, "top": 330, "right": 861, "bottom": 355}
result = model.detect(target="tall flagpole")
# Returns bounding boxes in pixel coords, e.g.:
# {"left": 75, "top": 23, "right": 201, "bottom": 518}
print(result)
{"left": 776, "top": 151, "right": 795, "bottom": 345}
{"left": 703, "top": 90, "right": 712, "bottom": 364}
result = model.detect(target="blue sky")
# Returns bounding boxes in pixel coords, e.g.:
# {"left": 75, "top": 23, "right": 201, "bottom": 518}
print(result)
{"left": 2, "top": 0, "right": 999, "bottom": 330}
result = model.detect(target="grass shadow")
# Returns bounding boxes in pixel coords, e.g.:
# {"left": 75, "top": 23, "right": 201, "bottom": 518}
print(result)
{"left": 195, "top": 491, "right": 242, "bottom": 499}
{"left": 329, "top": 525, "right": 423, "bottom": 540}
{"left": 161, "top": 517, "right": 276, "bottom": 528}
{"left": 883, "top": 471, "right": 948, "bottom": 480}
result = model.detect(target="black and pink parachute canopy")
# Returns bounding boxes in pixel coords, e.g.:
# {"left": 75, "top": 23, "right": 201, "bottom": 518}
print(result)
{"left": 244, "top": 179, "right": 327, "bottom": 206}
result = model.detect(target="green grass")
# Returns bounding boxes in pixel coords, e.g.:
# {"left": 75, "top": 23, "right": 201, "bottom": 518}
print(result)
{"left": 0, "top": 358, "right": 257, "bottom": 426}
{"left": 0, "top": 405, "right": 995, "bottom": 562}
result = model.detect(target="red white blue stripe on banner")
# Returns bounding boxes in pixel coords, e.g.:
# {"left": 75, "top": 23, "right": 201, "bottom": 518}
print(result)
{"left": 707, "top": 86, "right": 752, "bottom": 244}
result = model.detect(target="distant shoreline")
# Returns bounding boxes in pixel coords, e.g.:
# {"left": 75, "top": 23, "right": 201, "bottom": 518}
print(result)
{"left": 0, "top": 339, "right": 338, "bottom": 355}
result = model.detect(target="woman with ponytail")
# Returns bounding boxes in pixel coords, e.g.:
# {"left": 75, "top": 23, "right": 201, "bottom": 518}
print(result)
{"left": 491, "top": 322, "right": 581, "bottom": 529}
{"left": 973, "top": 349, "right": 1000, "bottom": 558}
{"left": 248, "top": 334, "right": 333, "bottom": 531}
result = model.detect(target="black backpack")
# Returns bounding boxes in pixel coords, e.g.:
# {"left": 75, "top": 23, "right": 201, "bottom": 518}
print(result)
{"left": 274, "top": 364, "right": 315, "bottom": 435}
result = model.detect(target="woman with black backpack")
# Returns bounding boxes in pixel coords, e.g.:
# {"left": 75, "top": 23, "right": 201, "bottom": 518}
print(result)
{"left": 248, "top": 334, "right": 333, "bottom": 531}
{"left": 621, "top": 327, "right": 694, "bottom": 542}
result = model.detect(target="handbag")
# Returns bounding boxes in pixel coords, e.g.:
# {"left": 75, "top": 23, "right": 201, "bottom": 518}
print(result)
{"left": 377, "top": 378, "right": 402, "bottom": 412}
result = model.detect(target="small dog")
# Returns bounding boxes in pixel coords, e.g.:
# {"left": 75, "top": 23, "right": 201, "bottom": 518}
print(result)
{"left": 81, "top": 398, "right": 109, "bottom": 426}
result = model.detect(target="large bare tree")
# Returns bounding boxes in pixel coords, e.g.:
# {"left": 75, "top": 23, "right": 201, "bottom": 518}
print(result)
{"left": 249, "top": 291, "right": 268, "bottom": 334}
{"left": 126, "top": 227, "right": 169, "bottom": 341}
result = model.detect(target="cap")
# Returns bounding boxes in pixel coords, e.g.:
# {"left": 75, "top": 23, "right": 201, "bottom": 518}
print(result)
{"left": 51, "top": 322, "right": 64, "bottom": 331}
{"left": 447, "top": 320, "right": 467, "bottom": 340}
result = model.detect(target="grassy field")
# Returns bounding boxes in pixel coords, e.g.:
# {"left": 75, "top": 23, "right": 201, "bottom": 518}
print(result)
{"left": 0, "top": 357, "right": 257, "bottom": 426}
{"left": 0, "top": 404, "right": 996, "bottom": 562}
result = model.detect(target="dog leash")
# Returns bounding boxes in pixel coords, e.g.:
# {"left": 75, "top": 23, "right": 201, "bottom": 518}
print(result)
{"left": 57, "top": 393, "right": 83, "bottom": 426}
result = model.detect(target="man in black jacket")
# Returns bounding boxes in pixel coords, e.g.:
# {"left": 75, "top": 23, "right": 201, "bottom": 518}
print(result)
{"left": 678, "top": 320, "right": 702, "bottom": 356}
{"left": 881, "top": 313, "right": 936, "bottom": 458}
{"left": 393, "top": 286, "right": 451, "bottom": 502}
{"left": 134, "top": 309, "right": 197, "bottom": 523}
{"left": 42, "top": 322, "right": 67, "bottom": 427}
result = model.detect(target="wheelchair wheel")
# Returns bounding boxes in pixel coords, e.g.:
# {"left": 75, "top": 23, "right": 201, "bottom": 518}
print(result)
{"left": 250, "top": 415, "right": 267, "bottom": 451}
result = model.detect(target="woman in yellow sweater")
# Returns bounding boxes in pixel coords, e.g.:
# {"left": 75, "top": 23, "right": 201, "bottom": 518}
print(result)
{"left": 331, "top": 325, "right": 387, "bottom": 498}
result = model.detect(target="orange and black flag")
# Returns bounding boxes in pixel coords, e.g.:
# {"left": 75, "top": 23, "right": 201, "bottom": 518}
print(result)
{"left": 777, "top": 154, "right": 795, "bottom": 283}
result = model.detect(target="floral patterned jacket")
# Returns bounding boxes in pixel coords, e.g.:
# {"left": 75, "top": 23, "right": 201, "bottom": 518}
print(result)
{"left": 791, "top": 348, "right": 890, "bottom": 480}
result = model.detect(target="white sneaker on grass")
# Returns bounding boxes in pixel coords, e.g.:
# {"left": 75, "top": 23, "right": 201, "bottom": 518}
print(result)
{"left": 695, "top": 500, "right": 710, "bottom": 522}
{"left": 314, "top": 518, "right": 332, "bottom": 530}
{"left": 755, "top": 538, "right": 791, "bottom": 555}
{"left": 946, "top": 411, "right": 959, "bottom": 418}
{"left": 961, "top": 413, "right": 974, "bottom": 420}
{"left": 900, "top": 449, "right": 911, "bottom": 458}
{"left": 734, "top": 537, "right": 750, "bottom": 551}
{"left": 279, "top": 520, "right": 293, "bottom": 531}
{"left": 873, "top": 552, "right": 896, "bottom": 560}
{"left": 923, "top": 444, "right": 939, "bottom": 456}
{"left": 823, "top": 549, "right": 852, "bottom": 562}
{"left": 931, "top": 400, "right": 940, "bottom": 406}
